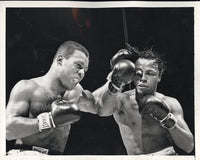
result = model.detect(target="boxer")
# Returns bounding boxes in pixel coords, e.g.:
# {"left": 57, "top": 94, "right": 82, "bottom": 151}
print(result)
{"left": 94, "top": 47, "right": 194, "bottom": 155}
{"left": 6, "top": 41, "right": 96, "bottom": 155}
{"left": 6, "top": 40, "right": 136, "bottom": 155}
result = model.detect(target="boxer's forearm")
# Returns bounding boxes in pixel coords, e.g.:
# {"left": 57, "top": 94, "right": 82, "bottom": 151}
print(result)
{"left": 78, "top": 100, "right": 99, "bottom": 114}
{"left": 6, "top": 116, "right": 39, "bottom": 140}
{"left": 93, "top": 82, "right": 117, "bottom": 116}
{"left": 169, "top": 124, "right": 194, "bottom": 153}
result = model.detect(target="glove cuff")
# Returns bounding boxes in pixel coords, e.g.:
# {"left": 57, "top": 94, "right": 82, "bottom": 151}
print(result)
{"left": 37, "top": 112, "right": 54, "bottom": 132}
{"left": 160, "top": 113, "right": 177, "bottom": 130}
{"left": 108, "top": 82, "right": 121, "bottom": 94}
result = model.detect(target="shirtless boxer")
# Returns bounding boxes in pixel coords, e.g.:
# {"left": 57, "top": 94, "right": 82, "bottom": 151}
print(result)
{"left": 6, "top": 41, "right": 97, "bottom": 155}
{"left": 94, "top": 48, "right": 194, "bottom": 155}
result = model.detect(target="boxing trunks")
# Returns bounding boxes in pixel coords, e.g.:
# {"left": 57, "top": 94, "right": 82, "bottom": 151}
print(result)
{"left": 7, "top": 144, "right": 63, "bottom": 155}
{"left": 146, "top": 146, "right": 177, "bottom": 155}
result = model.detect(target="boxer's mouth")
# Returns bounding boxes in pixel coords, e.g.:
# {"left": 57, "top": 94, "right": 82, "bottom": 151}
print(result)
{"left": 73, "top": 78, "right": 80, "bottom": 85}
{"left": 138, "top": 84, "right": 148, "bottom": 88}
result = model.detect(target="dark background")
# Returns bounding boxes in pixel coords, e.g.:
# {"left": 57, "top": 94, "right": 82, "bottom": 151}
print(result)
{"left": 6, "top": 7, "right": 194, "bottom": 155}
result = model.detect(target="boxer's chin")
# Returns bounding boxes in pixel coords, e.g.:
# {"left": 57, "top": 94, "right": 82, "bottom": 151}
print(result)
{"left": 136, "top": 87, "right": 145, "bottom": 94}
{"left": 65, "top": 82, "right": 74, "bottom": 91}
{"left": 136, "top": 87, "right": 148, "bottom": 96}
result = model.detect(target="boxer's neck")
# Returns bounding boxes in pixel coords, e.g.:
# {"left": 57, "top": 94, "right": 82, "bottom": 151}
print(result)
{"left": 40, "top": 74, "right": 67, "bottom": 97}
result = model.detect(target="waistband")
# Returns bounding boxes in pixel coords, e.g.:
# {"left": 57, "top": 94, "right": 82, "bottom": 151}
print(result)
{"left": 146, "top": 146, "right": 177, "bottom": 155}
{"left": 14, "top": 144, "right": 63, "bottom": 155}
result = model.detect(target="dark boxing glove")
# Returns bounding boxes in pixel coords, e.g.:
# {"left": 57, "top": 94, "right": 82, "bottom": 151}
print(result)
{"left": 37, "top": 99, "right": 81, "bottom": 132}
{"left": 110, "top": 47, "right": 138, "bottom": 70}
{"left": 139, "top": 95, "right": 177, "bottom": 129}
{"left": 108, "top": 59, "right": 136, "bottom": 94}
{"left": 108, "top": 47, "right": 139, "bottom": 94}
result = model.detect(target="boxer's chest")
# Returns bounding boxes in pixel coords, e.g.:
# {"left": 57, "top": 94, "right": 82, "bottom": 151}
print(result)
{"left": 29, "top": 88, "right": 81, "bottom": 117}
{"left": 29, "top": 89, "right": 56, "bottom": 117}
{"left": 142, "top": 115, "right": 168, "bottom": 136}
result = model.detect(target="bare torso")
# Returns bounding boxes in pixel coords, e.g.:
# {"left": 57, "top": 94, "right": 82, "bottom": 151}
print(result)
{"left": 113, "top": 90, "right": 173, "bottom": 155}
{"left": 16, "top": 78, "right": 81, "bottom": 152}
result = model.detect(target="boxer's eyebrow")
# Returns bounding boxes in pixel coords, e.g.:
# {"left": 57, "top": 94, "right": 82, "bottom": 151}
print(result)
{"left": 147, "top": 68, "right": 157, "bottom": 72}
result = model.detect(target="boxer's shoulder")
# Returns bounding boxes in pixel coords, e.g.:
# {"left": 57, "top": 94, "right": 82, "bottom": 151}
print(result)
{"left": 155, "top": 92, "right": 176, "bottom": 102}
{"left": 154, "top": 92, "right": 165, "bottom": 99}
{"left": 15, "top": 79, "right": 38, "bottom": 89}
{"left": 10, "top": 79, "right": 39, "bottom": 99}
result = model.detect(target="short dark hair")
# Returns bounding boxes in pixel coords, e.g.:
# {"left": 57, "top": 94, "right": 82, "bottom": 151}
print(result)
{"left": 54, "top": 41, "right": 89, "bottom": 60}
{"left": 138, "top": 49, "right": 167, "bottom": 76}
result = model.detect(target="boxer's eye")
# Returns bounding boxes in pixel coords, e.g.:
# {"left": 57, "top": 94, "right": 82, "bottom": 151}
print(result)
{"left": 75, "top": 63, "right": 83, "bottom": 69}
{"left": 146, "top": 71, "right": 156, "bottom": 76}
{"left": 75, "top": 63, "right": 88, "bottom": 73}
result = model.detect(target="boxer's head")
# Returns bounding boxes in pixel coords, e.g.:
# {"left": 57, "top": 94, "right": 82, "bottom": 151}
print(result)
{"left": 137, "top": 49, "right": 166, "bottom": 76}
{"left": 52, "top": 41, "right": 89, "bottom": 90}
{"left": 134, "top": 49, "right": 166, "bottom": 95}
{"left": 54, "top": 41, "right": 89, "bottom": 61}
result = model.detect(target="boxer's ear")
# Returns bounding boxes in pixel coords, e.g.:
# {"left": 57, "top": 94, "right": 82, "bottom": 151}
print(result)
{"left": 157, "top": 74, "right": 162, "bottom": 83}
{"left": 56, "top": 55, "right": 63, "bottom": 65}
{"left": 158, "top": 71, "right": 163, "bottom": 83}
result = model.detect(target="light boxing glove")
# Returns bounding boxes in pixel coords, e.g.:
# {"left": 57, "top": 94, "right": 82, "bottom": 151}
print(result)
{"left": 37, "top": 99, "right": 81, "bottom": 132}
{"left": 139, "top": 95, "right": 177, "bottom": 129}
{"left": 108, "top": 59, "right": 136, "bottom": 94}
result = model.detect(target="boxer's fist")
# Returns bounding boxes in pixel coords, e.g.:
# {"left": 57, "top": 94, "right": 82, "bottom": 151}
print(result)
{"left": 110, "top": 46, "right": 139, "bottom": 69}
{"left": 37, "top": 99, "right": 81, "bottom": 132}
{"left": 108, "top": 60, "right": 136, "bottom": 94}
{"left": 110, "top": 49, "right": 132, "bottom": 69}
{"left": 139, "top": 95, "right": 169, "bottom": 120}
{"left": 139, "top": 95, "right": 177, "bottom": 129}
{"left": 51, "top": 99, "right": 81, "bottom": 126}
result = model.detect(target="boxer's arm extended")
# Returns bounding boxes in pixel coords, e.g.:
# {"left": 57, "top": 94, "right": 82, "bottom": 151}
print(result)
{"left": 6, "top": 80, "right": 39, "bottom": 140}
{"left": 93, "top": 81, "right": 118, "bottom": 116}
{"left": 165, "top": 97, "right": 194, "bottom": 153}
{"left": 71, "top": 84, "right": 98, "bottom": 114}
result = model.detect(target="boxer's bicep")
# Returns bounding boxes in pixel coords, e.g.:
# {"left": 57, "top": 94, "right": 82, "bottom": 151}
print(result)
{"left": 166, "top": 97, "right": 194, "bottom": 153}
{"left": 6, "top": 80, "right": 32, "bottom": 118}
{"left": 167, "top": 97, "right": 191, "bottom": 132}
{"left": 6, "top": 81, "right": 41, "bottom": 140}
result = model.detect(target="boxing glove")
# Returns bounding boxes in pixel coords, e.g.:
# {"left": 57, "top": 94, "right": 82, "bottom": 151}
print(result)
{"left": 108, "top": 59, "right": 136, "bottom": 94}
{"left": 110, "top": 45, "right": 139, "bottom": 70}
{"left": 139, "top": 95, "right": 177, "bottom": 129}
{"left": 37, "top": 99, "right": 81, "bottom": 132}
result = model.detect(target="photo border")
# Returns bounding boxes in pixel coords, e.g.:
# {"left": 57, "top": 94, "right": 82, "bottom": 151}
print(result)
{"left": 1, "top": 1, "right": 199, "bottom": 160}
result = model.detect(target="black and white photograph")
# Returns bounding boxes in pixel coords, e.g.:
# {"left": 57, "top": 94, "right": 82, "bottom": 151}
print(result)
{"left": 0, "top": 1, "right": 199, "bottom": 159}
